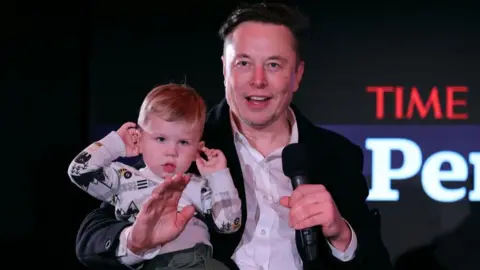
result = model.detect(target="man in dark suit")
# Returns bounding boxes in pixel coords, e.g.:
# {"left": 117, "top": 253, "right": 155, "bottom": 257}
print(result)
{"left": 75, "top": 3, "right": 392, "bottom": 269}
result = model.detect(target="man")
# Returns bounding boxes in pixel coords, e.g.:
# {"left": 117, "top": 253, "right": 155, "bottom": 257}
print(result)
{"left": 75, "top": 3, "right": 392, "bottom": 269}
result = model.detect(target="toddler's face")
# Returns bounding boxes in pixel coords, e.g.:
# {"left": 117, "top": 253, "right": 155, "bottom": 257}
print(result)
{"left": 138, "top": 115, "right": 203, "bottom": 178}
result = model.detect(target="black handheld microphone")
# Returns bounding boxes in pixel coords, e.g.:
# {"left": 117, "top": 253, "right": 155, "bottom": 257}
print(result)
{"left": 282, "top": 143, "right": 317, "bottom": 262}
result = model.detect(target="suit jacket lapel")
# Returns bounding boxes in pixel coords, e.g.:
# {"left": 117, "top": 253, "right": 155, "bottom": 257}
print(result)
{"left": 291, "top": 104, "right": 320, "bottom": 152}
{"left": 292, "top": 104, "right": 331, "bottom": 185}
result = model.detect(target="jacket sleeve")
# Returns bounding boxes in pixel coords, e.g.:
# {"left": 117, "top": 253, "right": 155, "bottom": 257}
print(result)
{"left": 75, "top": 202, "right": 133, "bottom": 270}
{"left": 323, "top": 144, "right": 393, "bottom": 270}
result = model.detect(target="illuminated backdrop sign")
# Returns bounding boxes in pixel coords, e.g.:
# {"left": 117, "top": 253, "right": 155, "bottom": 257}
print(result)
{"left": 321, "top": 125, "right": 479, "bottom": 203}
{"left": 323, "top": 85, "right": 477, "bottom": 203}
{"left": 366, "top": 86, "right": 468, "bottom": 120}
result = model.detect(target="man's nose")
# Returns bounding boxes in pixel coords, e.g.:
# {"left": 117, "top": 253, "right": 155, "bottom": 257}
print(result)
{"left": 250, "top": 65, "right": 267, "bottom": 89}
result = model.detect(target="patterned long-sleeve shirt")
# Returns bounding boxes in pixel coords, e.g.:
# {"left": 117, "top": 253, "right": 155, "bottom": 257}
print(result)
{"left": 68, "top": 131, "right": 242, "bottom": 255}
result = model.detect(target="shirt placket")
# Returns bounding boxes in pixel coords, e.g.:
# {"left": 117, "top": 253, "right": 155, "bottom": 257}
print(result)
{"left": 238, "top": 135, "right": 274, "bottom": 269}
{"left": 255, "top": 159, "right": 275, "bottom": 270}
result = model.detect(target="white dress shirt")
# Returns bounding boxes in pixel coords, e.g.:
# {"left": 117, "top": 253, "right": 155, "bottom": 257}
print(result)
{"left": 230, "top": 108, "right": 358, "bottom": 270}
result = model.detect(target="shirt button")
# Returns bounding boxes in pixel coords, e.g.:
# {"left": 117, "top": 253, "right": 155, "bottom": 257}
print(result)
{"left": 105, "top": 240, "right": 112, "bottom": 250}
{"left": 260, "top": 229, "right": 266, "bottom": 235}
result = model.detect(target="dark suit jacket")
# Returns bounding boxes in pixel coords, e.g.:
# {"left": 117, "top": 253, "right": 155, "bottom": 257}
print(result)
{"left": 75, "top": 100, "right": 392, "bottom": 270}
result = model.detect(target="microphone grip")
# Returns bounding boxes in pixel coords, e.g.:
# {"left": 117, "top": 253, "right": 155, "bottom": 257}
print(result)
{"left": 291, "top": 175, "right": 317, "bottom": 261}
{"left": 300, "top": 227, "right": 317, "bottom": 261}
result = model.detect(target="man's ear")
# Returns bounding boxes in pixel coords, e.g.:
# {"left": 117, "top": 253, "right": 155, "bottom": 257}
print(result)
{"left": 293, "top": 60, "right": 305, "bottom": 93}
{"left": 221, "top": 55, "right": 225, "bottom": 76}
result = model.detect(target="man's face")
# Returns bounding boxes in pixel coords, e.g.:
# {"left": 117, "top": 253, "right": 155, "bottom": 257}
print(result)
{"left": 222, "top": 22, "right": 304, "bottom": 128}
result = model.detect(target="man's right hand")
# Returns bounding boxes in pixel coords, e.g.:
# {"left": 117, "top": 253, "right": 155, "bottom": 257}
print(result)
{"left": 127, "top": 174, "right": 195, "bottom": 254}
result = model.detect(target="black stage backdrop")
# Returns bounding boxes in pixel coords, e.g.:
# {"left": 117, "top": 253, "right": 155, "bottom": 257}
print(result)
{"left": 7, "top": 1, "right": 480, "bottom": 269}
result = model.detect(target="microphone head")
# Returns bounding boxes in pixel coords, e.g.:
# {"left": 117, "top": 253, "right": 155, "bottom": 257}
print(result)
{"left": 282, "top": 143, "right": 310, "bottom": 178}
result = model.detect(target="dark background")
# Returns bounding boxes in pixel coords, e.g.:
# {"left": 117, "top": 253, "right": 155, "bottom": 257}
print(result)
{"left": 6, "top": 0, "right": 479, "bottom": 269}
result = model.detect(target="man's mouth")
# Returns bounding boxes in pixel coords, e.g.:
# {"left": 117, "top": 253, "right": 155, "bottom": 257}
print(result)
{"left": 245, "top": 95, "right": 272, "bottom": 102}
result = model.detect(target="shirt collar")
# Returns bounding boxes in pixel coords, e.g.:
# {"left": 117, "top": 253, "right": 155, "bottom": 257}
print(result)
{"left": 230, "top": 108, "right": 299, "bottom": 144}
{"left": 139, "top": 166, "right": 158, "bottom": 179}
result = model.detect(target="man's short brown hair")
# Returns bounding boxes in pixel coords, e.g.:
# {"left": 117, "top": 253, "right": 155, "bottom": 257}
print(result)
{"left": 138, "top": 83, "right": 206, "bottom": 131}
{"left": 218, "top": 2, "right": 310, "bottom": 61}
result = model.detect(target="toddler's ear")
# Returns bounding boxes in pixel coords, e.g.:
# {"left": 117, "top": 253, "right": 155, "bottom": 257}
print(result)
{"left": 198, "top": 141, "right": 205, "bottom": 150}
{"left": 135, "top": 128, "right": 143, "bottom": 154}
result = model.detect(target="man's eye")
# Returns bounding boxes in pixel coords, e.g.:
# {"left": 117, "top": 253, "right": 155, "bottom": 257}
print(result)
{"left": 156, "top": 137, "right": 165, "bottom": 142}
{"left": 268, "top": 62, "right": 280, "bottom": 68}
